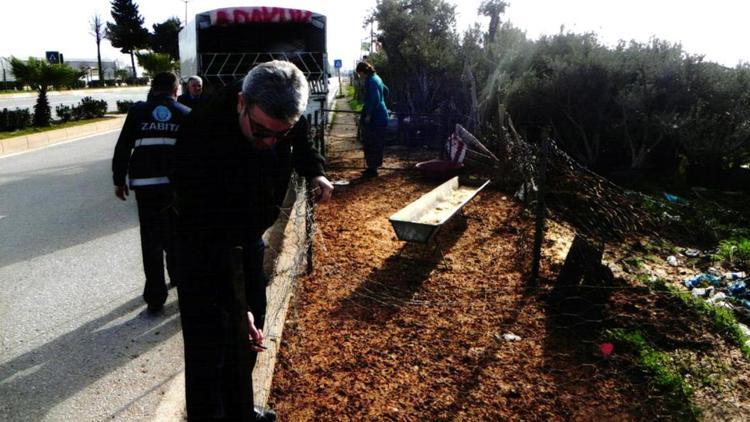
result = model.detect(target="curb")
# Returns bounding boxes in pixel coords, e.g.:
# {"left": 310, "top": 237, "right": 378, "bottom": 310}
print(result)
{"left": 0, "top": 116, "right": 126, "bottom": 157}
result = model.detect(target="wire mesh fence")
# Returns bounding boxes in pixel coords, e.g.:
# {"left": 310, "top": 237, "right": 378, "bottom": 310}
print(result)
{"left": 469, "top": 111, "right": 750, "bottom": 418}
{"left": 272, "top": 92, "right": 750, "bottom": 418}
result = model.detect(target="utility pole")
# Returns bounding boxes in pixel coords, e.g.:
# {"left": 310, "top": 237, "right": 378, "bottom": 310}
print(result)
{"left": 180, "top": 0, "right": 189, "bottom": 25}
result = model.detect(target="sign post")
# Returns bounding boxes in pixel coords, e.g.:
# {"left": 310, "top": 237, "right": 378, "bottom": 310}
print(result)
{"left": 333, "top": 59, "right": 342, "bottom": 95}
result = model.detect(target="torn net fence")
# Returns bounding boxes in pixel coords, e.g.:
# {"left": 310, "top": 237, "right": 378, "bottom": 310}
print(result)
{"left": 466, "top": 115, "right": 750, "bottom": 419}
{"left": 252, "top": 174, "right": 329, "bottom": 406}
{"left": 288, "top": 101, "right": 750, "bottom": 417}
{"left": 262, "top": 175, "right": 317, "bottom": 325}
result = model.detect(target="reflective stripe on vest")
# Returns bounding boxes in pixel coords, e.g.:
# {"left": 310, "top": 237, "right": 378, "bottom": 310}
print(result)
{"left": 134, "top": 137, "right": 177, "bottom": 147}
{"left": 130, "top": 176, "right": 170, "bottom": 187}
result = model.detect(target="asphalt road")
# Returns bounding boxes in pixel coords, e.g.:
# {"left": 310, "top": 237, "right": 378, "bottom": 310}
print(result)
{"left": 0, "top": 131, "right": 182, "bottom": 421}
{"left": 0, "top": 87, "right": 150, "bottom": 113}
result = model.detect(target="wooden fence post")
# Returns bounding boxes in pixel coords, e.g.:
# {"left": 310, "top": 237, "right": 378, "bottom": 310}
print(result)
{"left": 531, "top": 137, "right": 549, "bottom": 280}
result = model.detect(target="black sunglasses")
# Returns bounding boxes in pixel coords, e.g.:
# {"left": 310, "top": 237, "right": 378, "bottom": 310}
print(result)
{"left": 244, "top": 107, "right": 294, "bottom": 139}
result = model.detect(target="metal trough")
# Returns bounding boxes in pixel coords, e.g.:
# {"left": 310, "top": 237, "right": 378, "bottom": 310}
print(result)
{"left": 389, "top": 176, "right": 490, "bottom": 244}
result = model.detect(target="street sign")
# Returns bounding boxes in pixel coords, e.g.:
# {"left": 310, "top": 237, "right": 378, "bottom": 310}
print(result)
{"left": 46, "top": 51, "right": 60, "bottom": 64}
{"left": 334, "top": 59, "right": 342, "bottom": 69}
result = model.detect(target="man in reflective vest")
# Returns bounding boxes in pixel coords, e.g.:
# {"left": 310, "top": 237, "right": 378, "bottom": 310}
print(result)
{"left": 112, "top": 72, "right": 191, "bottom": 312}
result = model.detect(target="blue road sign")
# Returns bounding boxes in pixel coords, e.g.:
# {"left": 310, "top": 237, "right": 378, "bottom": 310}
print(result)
{"left": 334, "top": 59, "right": 342, "bottom": 69}
{"left": 46, "top": 51, "right": 60, "bottom": 64}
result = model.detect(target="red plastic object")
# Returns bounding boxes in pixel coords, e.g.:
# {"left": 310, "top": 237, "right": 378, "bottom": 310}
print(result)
{"left": 415, "top": 159, "right": 463, "bottom": 181}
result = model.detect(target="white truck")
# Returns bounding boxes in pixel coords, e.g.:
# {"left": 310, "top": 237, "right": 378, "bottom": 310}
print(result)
{"left": 178, "top": 6, "right": 335, "bottom": 125}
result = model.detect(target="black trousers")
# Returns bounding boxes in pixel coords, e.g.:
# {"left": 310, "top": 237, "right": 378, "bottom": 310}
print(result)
{"left": 135, "top": 188, "right": 176, "bottom": 307}
{"left": 362, "top": 124, "right": 387, "bottom": 170}
{"left": 176, "top": 235, "right": 267, "bottom": 421}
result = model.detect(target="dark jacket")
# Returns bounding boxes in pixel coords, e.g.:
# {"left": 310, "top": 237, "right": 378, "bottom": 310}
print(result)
{"left": 172, "top": 81, "right": 325, "bottom": 242}
{"left": 112, "top": 96, "right": 191, "bottom": 189}
{"left": 177, "top": 93, "right": 201, "bottom": 110}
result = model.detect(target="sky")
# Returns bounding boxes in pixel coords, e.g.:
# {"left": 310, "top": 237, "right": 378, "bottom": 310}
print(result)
{"left": 0, "top": 0, "right": 748, "bottom": 73}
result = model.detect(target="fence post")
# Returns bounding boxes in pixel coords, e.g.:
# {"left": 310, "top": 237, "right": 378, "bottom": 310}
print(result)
{"left": 313, "top": 110, "right": 319, "bottom": 152}
{"left": 319, "top": 98, "right": 326, "bottom": 157}
{"left": 306, "top": 182, "right": 315, "bottom": 275}
{"left": 531, "top": 137, "right": 549, "bottom": 280}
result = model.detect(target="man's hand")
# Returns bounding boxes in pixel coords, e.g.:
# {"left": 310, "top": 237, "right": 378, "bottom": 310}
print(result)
{"left": 312, "top": 175, "right": 334, "bottom": 203}
{"left": 247, "top": 311, "right": 266, "bottom": 352}
{"left": 114, "top": 185, "right": 129, "bottom": 201}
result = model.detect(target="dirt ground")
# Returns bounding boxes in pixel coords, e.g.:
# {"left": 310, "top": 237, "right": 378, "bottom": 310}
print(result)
{"left": 268, "top": 101, "right": 750, "bottom": 420}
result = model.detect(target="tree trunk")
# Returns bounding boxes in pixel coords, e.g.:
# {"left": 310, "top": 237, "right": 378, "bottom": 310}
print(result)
{"left": 96, "top": 40, "right": 104, "bottom": 82}
{"left": 488, "top": 15, "right": 498, "bottom": 43}
{"left": 130, "top": 51, "right": 137, "bottom": 79}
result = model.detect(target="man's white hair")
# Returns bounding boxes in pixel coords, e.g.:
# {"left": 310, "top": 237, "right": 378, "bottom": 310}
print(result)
{"left": 242, "top": 60, "right": 309, "bottom": 124}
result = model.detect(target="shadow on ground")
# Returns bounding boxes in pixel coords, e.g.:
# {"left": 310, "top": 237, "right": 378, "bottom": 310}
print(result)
{"left": 330, "top": 215, "right": 469, "bottom": 324}
{"left": 0, "top": 296, "right": 180, "bottom": 420}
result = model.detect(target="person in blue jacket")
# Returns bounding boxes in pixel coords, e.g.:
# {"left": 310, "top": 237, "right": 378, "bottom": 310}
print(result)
{"left": 356, "top": 61, "right": 389, "bottom": 177}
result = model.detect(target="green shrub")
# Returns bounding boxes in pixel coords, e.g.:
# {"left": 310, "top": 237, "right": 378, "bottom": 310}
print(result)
{"left": 0, "top": 108, "right": 32, "bottom": 131}
{"left": 55, "top": 104, "right": 73, "bottom": 122}
{"left": 713, "top": 238, "right": 750, "bottom": 270}
{"left": 72, "top": 96, "right": 108, "bottom": 120}
{"left": 126, "top": 77, "right": 150, "bottom": 86}
{"left": 116, "top": 100, "right": 136, "bottom": 114}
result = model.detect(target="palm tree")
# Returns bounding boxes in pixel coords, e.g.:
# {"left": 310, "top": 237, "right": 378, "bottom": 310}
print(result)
{"left": 10, "top": 57, "right": 84, "bottom": 126}
{"left": 90, "top": 14, "right": 105, "bottom": 83}
{"left": 135, "top": 51, "right": 177, "bottom": 77}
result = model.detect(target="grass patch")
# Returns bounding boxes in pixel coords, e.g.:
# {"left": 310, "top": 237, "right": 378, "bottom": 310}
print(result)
{"left": 0, "top": 117, "right": 115, "bottom": 141}
{"left": 346, "top": 84, "right": 363, "bottom": 113}
{"left": 712, "top": 238, "right": 750, "bottom": 270}
{"left": 348, "top": 98, "right": 363, "bottom": 113}
{"left": 606, "top": 329, "right": 700, "bottom": 419}
{"left": 622, "top": 256, "right": 644, "bottom": 270}
{"left": 648, "top": 279, "right": 750, "bottom": 360}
